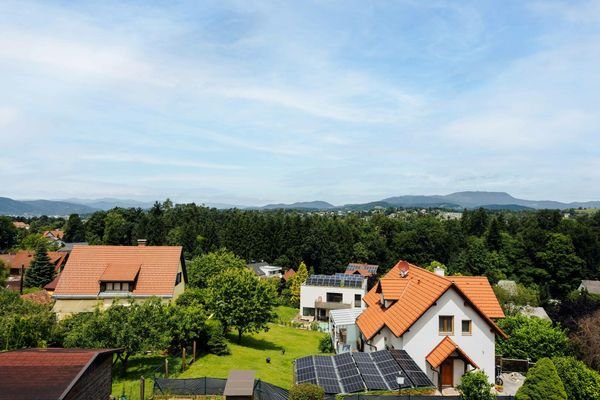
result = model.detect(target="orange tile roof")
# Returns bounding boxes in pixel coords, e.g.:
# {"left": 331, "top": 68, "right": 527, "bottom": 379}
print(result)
{"left": 426, "top": 336, "right": 479, "bottom": 369}
{"left": 356, "top": 261, "right": 505, "bottom": 340}
{"left": 448, "top": 276, "right": 505, "bottom": 318}
{"left": 0, "top": 251, "right": 67, "bottom": 273}
{"left": 99, "top": 263, "right": 141, "bottom": 282}
{"left": 54, "top": 245, "right": 183, "bottom": 297}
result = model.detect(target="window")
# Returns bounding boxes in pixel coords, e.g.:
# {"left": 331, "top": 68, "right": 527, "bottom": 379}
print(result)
{"left": 326, "top": 292, "right": 343, "bottom": 303}
{"left": 462, "top": 320, "right": 472, "bottom": 335}
{"left": 175, "top": 272, "right": 182, "bottom": 285}
{"left": 439, "top": 316, "right": 454, "bottom": 335}
{"left": 103, "top": 282, "right": 130, "bottom": 292}
{"left": 354, "top": 294, "right": 362, "bottom": 307}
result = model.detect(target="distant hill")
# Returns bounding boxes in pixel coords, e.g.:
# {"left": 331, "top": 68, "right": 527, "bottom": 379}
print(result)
{"left": 61, "top": 198, "right": 155, "bottom": 210}
{"left": 0, "top": 197, "right": 97, "bottom": 216}
{"left": 260, "top": 201, "right": 335, "bottom": 210}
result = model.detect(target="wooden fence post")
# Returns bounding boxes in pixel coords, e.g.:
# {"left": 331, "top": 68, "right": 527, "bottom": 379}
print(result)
{"left": 139, "top": 376, "right": 145, "bottom": 400}
{"left": 182, "top": 347, "right": 186, "bottom": 371}
{"left": 165, "top": 359, "right": 169, "bottom": 379}
{"left": 193, "top": 341, "right": 197, "bottom": 363}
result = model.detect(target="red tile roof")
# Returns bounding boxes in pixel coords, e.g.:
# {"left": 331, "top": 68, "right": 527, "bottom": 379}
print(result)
{"left": 0, "top": 348, "right": 116, "bottom": 400}
{"left": 44, "top": 275, "right": 61, "bottom": 291}
{"left": 42, "top": 229, "right": 64, "bottom": 240}
{"left": 283, "top": 268, "right": 296, "bottom": 281}
{"left": 426, "top": 336, "right": 479, "bottom": 369}
{"left": 0, "top": 251, "right": 67, "bottom": 273}
{"left": 356, "top": 261, "right": 505, "bottom": 340}
{"left": 53, "top": 245, "right": 184, "bottom": 297}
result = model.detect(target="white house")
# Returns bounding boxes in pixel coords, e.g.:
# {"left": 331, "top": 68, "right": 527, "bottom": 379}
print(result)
{"left": 247, "top": 262, "right": 283, "bottom": 279}
{"left": 300, "top": 273, "right": 368, "bottom": 321}
{"left": 356, "top": 261, "right": 505, "bottom": 389}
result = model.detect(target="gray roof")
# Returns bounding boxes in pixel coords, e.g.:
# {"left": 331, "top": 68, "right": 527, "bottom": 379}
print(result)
{"left": 579, "top": 280, "right": 600, "bottom": 294}
{"left": 497, "top": 280, "right": 517, "bottom": 295}
{"left": 519, "top": 306, "right": 551, "bottom": 321}
{"left": 247, "top": 262, "right": 268, "bottom": 276}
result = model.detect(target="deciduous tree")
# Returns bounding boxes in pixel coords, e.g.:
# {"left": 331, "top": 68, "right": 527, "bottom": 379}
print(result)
{"left": 187, "top": 249, "right": 246, "bottom": 288}
{"left": 63, "top": 214, "right": 86, "bottom": 242}
{"left": 207, "top": 268, "right": 276, "bottom": 343}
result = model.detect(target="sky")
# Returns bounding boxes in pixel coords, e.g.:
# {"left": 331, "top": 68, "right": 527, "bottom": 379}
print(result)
{"left": 1, "top": 0, "right": 599, "bottom": 206}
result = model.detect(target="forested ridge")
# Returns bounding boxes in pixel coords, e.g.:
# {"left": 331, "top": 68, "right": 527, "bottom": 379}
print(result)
{"left": 4, "top": 202, "right": 599, "bottom": 302}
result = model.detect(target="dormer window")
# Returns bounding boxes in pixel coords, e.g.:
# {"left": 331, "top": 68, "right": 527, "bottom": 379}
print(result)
{"left": 103, "top": 282, "right": 131, "bottom": 292}
{"left": 99, "top": 263, "right": 140, "bottom": 294}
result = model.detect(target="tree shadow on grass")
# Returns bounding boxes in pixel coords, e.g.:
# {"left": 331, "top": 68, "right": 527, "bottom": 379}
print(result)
{"left": 227, "top": 333, "right": 282, "bottom": 351}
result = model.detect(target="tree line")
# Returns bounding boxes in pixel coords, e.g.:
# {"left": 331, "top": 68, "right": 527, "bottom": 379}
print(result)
{"left": 2, "top": 204, "right": 600, "bottom": 301}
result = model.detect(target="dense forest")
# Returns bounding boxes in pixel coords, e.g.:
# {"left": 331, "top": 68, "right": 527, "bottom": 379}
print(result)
{"left": 2, "top": 202, "right": 600, "bottom": 302}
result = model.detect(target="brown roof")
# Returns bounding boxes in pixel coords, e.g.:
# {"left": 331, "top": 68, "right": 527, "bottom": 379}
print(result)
{"left": 346, "top": 268, "right": 372, "bottom": 277}
{"left": 21, "top": 290, "right": 53, "bottom": 305}
{"left": 426, "top": 336, "right": 479, "bottom": 369}
{"left": 0, "top": 348, "right": 116, "bottom": 400}
{"left": 44, "top": 275, "right": 61, "bottom": 291}
{"left": 356, "top": 261, "right": 505, "bottom": 340}
{"left": 53, "top": 245, "right": 184, "bottom": 297}
{"left": 283, "top": 268, "right": 296, "bottom": 281}
{"left": 0, "top": 251, "right": 67, "bottom": 272}
{"left": 12, "top": 222, "right": 29, "bottom": 229}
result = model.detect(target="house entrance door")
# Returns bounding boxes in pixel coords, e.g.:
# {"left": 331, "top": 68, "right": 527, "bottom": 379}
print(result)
{"left": 441, "top": 359, "right": 454, "bottom": 386}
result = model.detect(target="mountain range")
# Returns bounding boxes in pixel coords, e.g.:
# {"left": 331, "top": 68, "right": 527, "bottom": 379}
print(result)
{"left": 1, "top": 191, "right": 599, "bottom": 216}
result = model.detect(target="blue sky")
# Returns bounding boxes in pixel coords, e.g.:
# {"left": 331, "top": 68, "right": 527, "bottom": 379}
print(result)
{"left": 1, "top": 0, "right": 599, "bottom": 206}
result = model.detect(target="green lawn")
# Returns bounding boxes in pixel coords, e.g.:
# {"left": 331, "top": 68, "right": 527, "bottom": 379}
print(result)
{"left": 111, "top": 307, "right": 322, "bottom": 398}
{"left": 180, "top": 323, "right": 324, "bottom": 389}
{"left": 274, "top": 305, "right": 299, "bottom": 323}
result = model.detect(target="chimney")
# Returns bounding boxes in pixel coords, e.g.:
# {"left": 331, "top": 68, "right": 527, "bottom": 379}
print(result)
{"left": 399, "top": 262, "right": 409, "bottom": 278}
{"left": 137, "top": 239, "right": 147, "bottom": 247}
{"left": 434, "top": 267, "right": 445, "bottom": 277}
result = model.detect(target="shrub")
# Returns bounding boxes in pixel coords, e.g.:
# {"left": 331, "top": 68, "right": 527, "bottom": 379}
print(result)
{"left": 457, "top": 370, "right": 495, "bottom": 400}
{"left": 318, "top": 334, "right": 333, "bottom": 353}
{"left": 289, "top": 383, "right": 324, "bottom": 400}
{"left": 206, "top": 320, "right": 230, "bottom": 355}
{"left": 516, "top": 358, "right": 567, "bottom": 400}
{"left": 552, "top": 356, "right": 600, "bottom": 400}
{"left": 496, "top": 315, "right": 571, "bottom": 361}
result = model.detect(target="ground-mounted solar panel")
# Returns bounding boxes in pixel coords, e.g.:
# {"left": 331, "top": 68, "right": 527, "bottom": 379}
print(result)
{"left": 296, "top": 356, "right": 314, "bottom": 370}
{"left": 341, "top": 376, "right": 366, "bottom": 393}
{"left": 318, "top": 378, "right": 342, "bottom": 394}
{"left": 390, "top": 350, "right": 434, "bottom": 388}
{"left": 333, "top": 352, "right": 354, "bottom": 366}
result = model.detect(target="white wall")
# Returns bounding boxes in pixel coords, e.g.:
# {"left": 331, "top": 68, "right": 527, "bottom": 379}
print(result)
{"left": 300, "top": 283, "right": 366, "bottom": 316}
{"left": 365, "top": 288, "right": 496, "bottom": 385}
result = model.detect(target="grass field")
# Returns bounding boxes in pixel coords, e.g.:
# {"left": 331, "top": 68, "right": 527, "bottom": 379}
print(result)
{"left": 180, "top": 322, "right": 324, "bottom": 388}
{"left": 111, "top": 306, "right": 321, "bottom": 398}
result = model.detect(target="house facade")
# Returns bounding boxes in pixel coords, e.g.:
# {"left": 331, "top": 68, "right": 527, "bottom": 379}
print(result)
{"left": 357, "top": 261, "right": 505, "bottom": 388}
{"left": 300, "top": 273, "right": 368, "bottom": 321}
{"left": 52, "top": 244, "right": 186, "bottom": 319}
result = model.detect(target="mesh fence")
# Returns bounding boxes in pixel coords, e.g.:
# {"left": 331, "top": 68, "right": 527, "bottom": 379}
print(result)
{"left": 154, "top": 377, "right": 227, "bottom": 395}
{"left": 336, "top": 396, "right": 515, "bottom": 400}
{"left": 153, "top": 377, "right": 289, "bottom": 400}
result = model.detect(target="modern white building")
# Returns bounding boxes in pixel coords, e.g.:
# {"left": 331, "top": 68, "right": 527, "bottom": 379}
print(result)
{"left": 329, "top": 308, "right": 363, "bottom": 353}
{"left": 300, "top": 273, "right": 368, "bottom": 321}
{"left": 357, "top": 261, "right": 505, "bottom": 389}
{"left": 247, "top": 262, "right": 283, "bottom": 279}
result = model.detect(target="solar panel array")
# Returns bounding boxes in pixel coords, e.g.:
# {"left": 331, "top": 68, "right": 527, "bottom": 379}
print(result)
{"left": 295, "top": 350, "right": 432, "bottom": 394}
{"left": 346, "top": 264, "right": 379, "bottom": 274}
{"left": 305, "top": 273, "right": 364, "bottom": 288}
{"left": 390, "top": 350, "right": 435, "bottom": 388}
